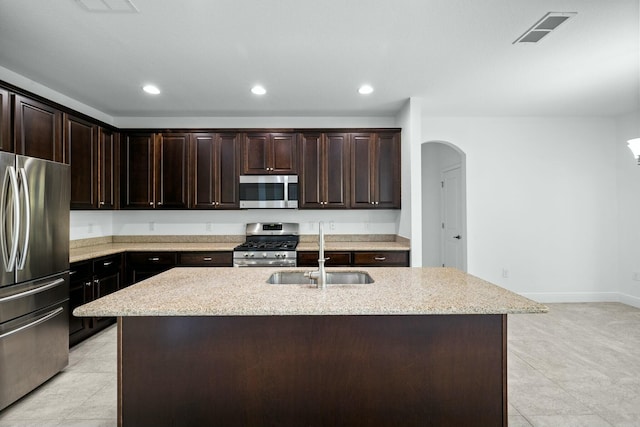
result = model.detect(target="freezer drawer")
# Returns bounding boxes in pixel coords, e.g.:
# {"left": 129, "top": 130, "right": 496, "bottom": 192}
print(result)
{"left": 0, "top": 300, "right": 69, "bottom": 411}
{"left": 0, "top": 273, "right": 69, "bottom": 324}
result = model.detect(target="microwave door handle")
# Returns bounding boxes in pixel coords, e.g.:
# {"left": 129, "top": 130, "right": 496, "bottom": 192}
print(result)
{"left": 2, "top": 166, "right": 20, "bottom": 272}
{"left": 16, "top": 167, "right": 30, "bottom": 270}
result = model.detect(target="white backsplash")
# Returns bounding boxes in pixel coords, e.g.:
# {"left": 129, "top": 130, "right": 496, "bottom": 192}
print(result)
{"left": 70, "top": 209, "right": 401, "bottom": 240}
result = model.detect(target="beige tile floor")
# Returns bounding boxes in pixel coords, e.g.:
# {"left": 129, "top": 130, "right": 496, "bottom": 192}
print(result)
{"left": 1, "top": 303, "right": 639, "bottom": 426}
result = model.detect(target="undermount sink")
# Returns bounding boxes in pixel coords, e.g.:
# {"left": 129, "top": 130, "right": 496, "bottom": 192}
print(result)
{"left": 267, "top": 271, "right": 374, "bottom": 285}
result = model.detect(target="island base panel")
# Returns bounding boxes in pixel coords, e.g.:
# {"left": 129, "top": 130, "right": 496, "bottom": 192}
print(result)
{"left": 119, "top": 315, "right": 506, "bottom": 427}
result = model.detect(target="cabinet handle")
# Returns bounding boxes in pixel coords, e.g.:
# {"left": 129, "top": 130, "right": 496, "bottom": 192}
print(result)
{"left": 99, "top": 201, "right": 105, "bottom": 206}
{"left": 103, "top": 261, "right": 113, "bottom": 267}
{"left": 149, "top": 202, "right": 154, "bottom": 206}
{"left": 70, "top": 270, "right": 77, "bottom": 276}
{"left": 203, "top": 257, "right": 212, "bottom": 261}
{"left": 158, "top": 202, "right": 163, "bottom": 206}
{"left": 149, "top": 257, "right": 160, "bottom": 262}
{"left": 374, "top": 256, "right": 387, "bottom": 261}
{"left": 85, "top": 281, "right": 92, "bottom": 287}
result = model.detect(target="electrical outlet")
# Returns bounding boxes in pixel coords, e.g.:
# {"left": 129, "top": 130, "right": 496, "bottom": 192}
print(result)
{"left": 205, "top": 222, "right": 212, "bottom": 232}
{"left": 502, "top": 269, "right": 509, "bottom": 278}
{"left": 88, "top": 223, "right": 93, "bottom": 234}
{"left": 633, "top": 272, "right": 640, "bottom": 281}
{"left": 149, "top": 221, "right": 155, "bottom": 231}
{"left": 329, "top": 221, "right": 335, "bottom": 231}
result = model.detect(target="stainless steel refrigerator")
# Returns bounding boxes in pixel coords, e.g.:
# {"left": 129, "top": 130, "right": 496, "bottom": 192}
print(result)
{"left": 0, "top": 153, "right": 70, "bottom": 411}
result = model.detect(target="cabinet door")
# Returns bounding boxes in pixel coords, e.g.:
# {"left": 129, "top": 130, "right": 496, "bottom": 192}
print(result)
{"left": 350, "top": 133, "right": 375, "bottom": 207}
{"left": 0, "top": 87, "right": 10, "bottom": 152}
{"left": 243, "top": 133, "right": 270, "bottom": 174}
{"left": 299, "top": 133, "right": 323, "bottom": 208}
{"left": 157, "top": 133, "right": 189, "bottom": 209}
{"left": 271, "top": 133, "right": 297, "bottom": 174}
{"left": 217, "top": 133, "right": 239, "bottom": 208}
{"left": 323, "top": 133, "right": 349, "bottom": 207}
{"left": 66, "top": 115, "right": 97, "bottom": 209}
{"left": 374, "top": 132, "right": 401, "bottom": 208}
{"left": 121, "top": 133, "right": 154, "bottom": 209}
{"left": 13, "top": 95, "right": 63, "bottom": 162}
{"left": 68, "top": 261, "right": 93, "bottom": 345}
{"left": 192, "top": 132, "right": 239, "bottom": 209}
{"left": 98, "top": 128, "right": 118, "bottom": 209}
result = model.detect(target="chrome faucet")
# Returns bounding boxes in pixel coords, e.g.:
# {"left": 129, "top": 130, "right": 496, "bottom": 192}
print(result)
{"left": 305, "top": 221, "right": 327, "bottom": 289}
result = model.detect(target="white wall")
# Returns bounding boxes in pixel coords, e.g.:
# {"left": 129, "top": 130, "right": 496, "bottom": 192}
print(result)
{"left": 616, "top": 110, "right": 640, "bottom": 307}
{"left": 421, "top": 116, "right": 619, "bottom": 303}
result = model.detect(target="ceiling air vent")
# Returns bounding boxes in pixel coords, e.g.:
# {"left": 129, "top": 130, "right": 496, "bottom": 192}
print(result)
{"left": 75, "top": 0, "right": 139, "bottom": 13}
{"left": 513, "top": 12, "right": 577, "bottom": 44}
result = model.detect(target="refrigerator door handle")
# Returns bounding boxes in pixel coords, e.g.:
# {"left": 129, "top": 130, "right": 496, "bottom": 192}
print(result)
{"left": 17, "top": 167, "right": 30, "bottom": 271}
{"left": 1, "top": 166, "right": 20, "bottom": 273}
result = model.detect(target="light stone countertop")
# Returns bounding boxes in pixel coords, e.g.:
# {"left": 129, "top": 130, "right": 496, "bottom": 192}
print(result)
{"left": 70, "top": 241, "right": 411, "bottom": 263}
{"left": 70, "top": 243, "right": 240, "bottom": 263}
{"left": 73, "top": 266, "right": 547, "bottom": 317}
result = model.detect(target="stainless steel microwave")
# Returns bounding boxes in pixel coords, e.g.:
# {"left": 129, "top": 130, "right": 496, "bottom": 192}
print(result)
{"left": 239, "top": 175, "right": 298, "bottom": 209}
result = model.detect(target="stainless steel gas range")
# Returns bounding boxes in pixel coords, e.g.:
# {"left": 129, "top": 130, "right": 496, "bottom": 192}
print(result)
{"left": 233, "top": 223, "right": 299, "bottom": 267}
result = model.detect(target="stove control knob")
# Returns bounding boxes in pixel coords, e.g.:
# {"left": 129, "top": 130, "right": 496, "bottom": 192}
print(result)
{"left": 281, "top": 253, "right": 286, "bottom": 258}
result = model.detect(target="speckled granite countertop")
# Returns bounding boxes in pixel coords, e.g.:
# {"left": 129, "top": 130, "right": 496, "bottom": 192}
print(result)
{"left": 70, "top": 240, "right": 411, "bottom": 263}
{"left": 70, "top": 243, "right": 240, "bottom": 263}
{"left": 73, "top": 267, "right": 546, "bottom": 317}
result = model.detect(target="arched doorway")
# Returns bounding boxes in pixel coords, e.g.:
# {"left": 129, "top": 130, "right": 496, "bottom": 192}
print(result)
{"left": 421, "top": 141, "right": 467, "bottom": 271}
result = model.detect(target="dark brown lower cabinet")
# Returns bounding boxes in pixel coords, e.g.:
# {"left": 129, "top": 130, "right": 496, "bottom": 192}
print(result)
{"left": 125, "top": 252, "right": 177, "bottom": 285}
{"left": 69, "top": 254, "right": 122, "bottom": 347}
{"left": 119, "top": 314, "right": 507, "bottom": 427}
{"left": 178, "top": 251, "right": 232, "bottom": 266}
{"left": 297, "top": 250, "right": 409, "bottom": 267}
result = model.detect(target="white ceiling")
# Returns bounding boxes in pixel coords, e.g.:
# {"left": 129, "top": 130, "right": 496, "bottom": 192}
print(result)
{"left": 0, "top": 0, "right": 638, "bottom": 118}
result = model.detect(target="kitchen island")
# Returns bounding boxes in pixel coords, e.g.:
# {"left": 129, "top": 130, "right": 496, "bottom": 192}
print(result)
{"left": 74, "top": 267, "right": 546, "bottom": 427}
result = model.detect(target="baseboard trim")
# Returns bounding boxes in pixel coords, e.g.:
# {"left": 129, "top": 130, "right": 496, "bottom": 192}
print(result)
{"left": 520, "top": 292, "right": 640, "bottom": 309}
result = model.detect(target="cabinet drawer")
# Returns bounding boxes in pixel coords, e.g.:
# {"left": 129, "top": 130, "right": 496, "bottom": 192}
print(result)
{"left": 127, "top": 252, "right": 177, "bottom": 266}
{"left": 352, "top": 251, "right": 409, "bottom": 267}
{"left": 93, "top": 254, "right": 121, "bottom": 275}
{"left": 297, "top": 251, "right": 351, "bottom": 267}
{"left": 69, "top": 261, "right": 92, "bottom": 284}
{"left": 179, "top": 252, "right": 232, "bottom": 267}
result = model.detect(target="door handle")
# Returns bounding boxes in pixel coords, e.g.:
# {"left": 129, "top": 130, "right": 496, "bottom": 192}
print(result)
{"left": 453, "top": 235, "right": 462, "bottom": 240}
{"left": 2, "top": 166, "right": 20, "bottom": 272}
{"left": 17, "top": 167, "right": 30, "bottom": 270}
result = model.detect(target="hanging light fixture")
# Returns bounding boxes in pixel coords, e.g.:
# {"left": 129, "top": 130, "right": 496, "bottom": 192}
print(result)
{"left": 629, "top": 137, "right": 640, "bottom": 165}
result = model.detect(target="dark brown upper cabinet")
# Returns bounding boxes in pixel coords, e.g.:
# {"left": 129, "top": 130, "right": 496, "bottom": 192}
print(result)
{"left": 97, "top": 127, "right": 118, "bottom": 209}
{"left": 121, "top": 132, "right": 189, "bottom": 209}
{"left": 191, "top": 132, "right": 240, "bottom": 209}
{"left": 242, "top": 132, "right": 297, "bottom": 174}
{"left": 0, "top": 87, "right": 10, "bottom": 152}
{"left": 351, "top": 131, "right": 401, "bottom": 209}
{"left": 66, "top": 117, "right": 119, "bottom": 210}
{"left": 66, "top": 114, "right": 98, "bottom": 209}
{"left": 13, "top": 94, "right": 63, "bottom": 162}
{"left": 299, "top": 132, "right": 350, "bottom": 209}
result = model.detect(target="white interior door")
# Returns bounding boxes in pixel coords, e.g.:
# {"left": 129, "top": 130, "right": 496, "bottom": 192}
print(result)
{"left": 441, "top": 166, "right": 463, "bottom": 269}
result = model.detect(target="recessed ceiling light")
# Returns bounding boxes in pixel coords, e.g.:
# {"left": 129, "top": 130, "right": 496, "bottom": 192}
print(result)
{"left": 358, "top": 85, "right": 374, "bottom": 95}
{"left": 142, "top": 84, "right": 160, "bottom": 95}
{"left": 251, "top": 85, "right": 266, "bottom": 95}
